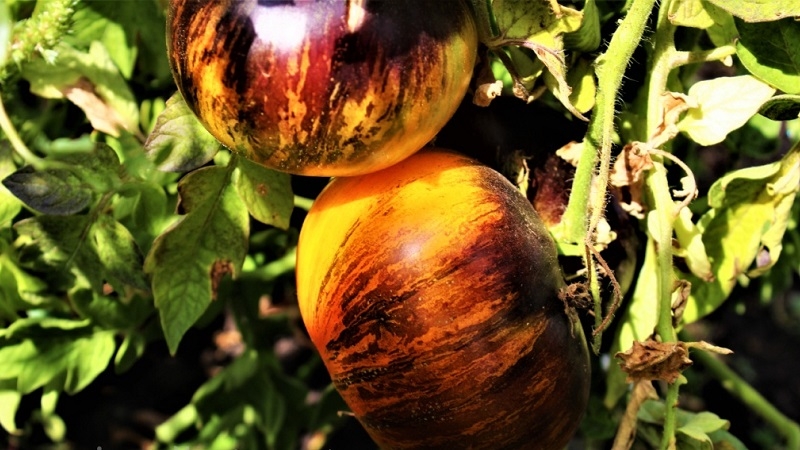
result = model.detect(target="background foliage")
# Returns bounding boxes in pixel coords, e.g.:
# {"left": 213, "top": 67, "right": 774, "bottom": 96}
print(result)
{"left": 0, "top": 0, "right": 799, "bottom": 449}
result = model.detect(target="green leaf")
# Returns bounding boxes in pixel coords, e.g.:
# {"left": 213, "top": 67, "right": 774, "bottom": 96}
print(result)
{"left": 114, "top": 331, "right": 146, "bottom": 374}
{"left": 678, "top": 75, "right": 775, "bottom": 146}
{"left": 0, "top": 2, "right": 11, "bottom": 71}
{"left": 113, "top": 181, "right": 174, "bottom": 254}
{"left": 680, "top": 144, "right": 800, "bottom": 322}
{"left": 0, "top": 320, "right": 116, "bottom": 394}
{"left": 66, "top": 0, "right": 171, "bottom": 83}
{"left": 14, "top": 212, "right": 147, "bottom": 293}
{"left": 668, "top": 0, "right": 716, "bottom": 28}
{"left": 564, "top": 0, "right": 601, "bottom": 51}
{"left": 2, "top": 142, "right": 121, "bottom": 215}
{"left": 759, "top": 94, "right": 800, "bottom": 120}
{"left": 233, "top": 158, "right": 293, "bottom": 229}
{"left": 493, "top": 0, "right": 582, "bottom": 41}
{"left": 3, "top": 167, "right": 92, "bottom": 215}
{"left": 0, "top": 144, "right": 23, "bottom": 225}
{"left": 21, "top": 41, "right": 140, "bottom": 136}
{"left": 674, "top": 207, "right": 713, "bottom": 281}
{"left": 605, "top": 237, "right": 659, "bottom": 408}
{"left": 0, "top": 389, "right": 21, "bottom": 434}
{"left": 72, "top": 288, "right": 153, "bottom": 330}
{"left": 144, "top": 93, "right": 222, "bottom": 172}
{"left": 704, "top": 3, "right": 737, "bottom": 47}
{"left": 704, "top": 0, "right": 800, "bottom": 22}
{"left": 736, "top": 17, "right": 800, "bottom": 95}
{"left": 144, "top": 165, "right": 249, "bottom": 354}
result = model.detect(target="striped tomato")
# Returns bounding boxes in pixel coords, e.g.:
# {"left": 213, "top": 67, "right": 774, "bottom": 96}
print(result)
{"left": 296, "top": 149, "right": 590, "bottom": 449}
{"left": 167, "top": 0, "right": 477, "bottom": 176}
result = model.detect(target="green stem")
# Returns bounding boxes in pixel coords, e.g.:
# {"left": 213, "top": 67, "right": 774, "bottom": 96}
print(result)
{"left": 0, "top": 96, "right": 45, "bottom": 169}
{"left": 643, "top": 2, "right": 682, "bottom": 448}
{"left": 560, "top": 0, "right": 657, "bottom": 244}
{"left": 693, "top": 349, "right": 800, "bottom": 450}
{"left": 557, "top": 0, "right": 656, "bottom": 346}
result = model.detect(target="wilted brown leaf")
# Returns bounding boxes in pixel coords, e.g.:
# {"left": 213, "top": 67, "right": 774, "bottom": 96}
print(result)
{"left": 616, "top": 340, "right": 692, "bottom": 383}
{"left": 210, "top": 259, "right": 235, "bottom": 300}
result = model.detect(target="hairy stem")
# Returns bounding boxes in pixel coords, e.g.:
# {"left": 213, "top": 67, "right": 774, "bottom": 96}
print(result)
{"left": 692, "top": 349, "right": 800, "bottom": 450}
{"left": 557, "top": 0, "right": 656, "bottom": 348}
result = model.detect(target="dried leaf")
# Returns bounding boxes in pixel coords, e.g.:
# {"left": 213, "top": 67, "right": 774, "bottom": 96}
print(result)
{"left": 616, "top": 340, "right": 692, "bottom": 383}
{"left": 555, "top": 140, "right": 583, "bottom": 167}
{"left": 62, "top": 78, "right": 131, "bottom": 137}
{"left": 473, "top": 80, "right": 504, "bottom": 107}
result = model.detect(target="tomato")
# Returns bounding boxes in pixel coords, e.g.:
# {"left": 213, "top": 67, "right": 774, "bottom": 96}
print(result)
{"left": 296, "top": 149, "right": 590, "bottom": 449}
{"left": 167, "top": 0, "right": 478, "bottom": 176}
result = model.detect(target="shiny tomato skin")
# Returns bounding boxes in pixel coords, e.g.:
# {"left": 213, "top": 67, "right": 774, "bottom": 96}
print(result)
{"left": 167, "top": 0, "right": 477, "bottom": 176}
{"left": 296, "top": 149, "right": 590, "bottom": 449}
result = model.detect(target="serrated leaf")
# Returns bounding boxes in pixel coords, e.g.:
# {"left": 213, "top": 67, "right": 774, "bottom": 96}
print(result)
{"left": 759, "top": 94, "right": 800, "bottom": 120}
{"left": 736, "top": 18, "right": 800, "bottom": 95}
{"left": 234, "top": 158, "right": 293, "bottom": 229}
{"left": 144, "top": 165, "right": 249, "bottom": 354}
{"left": 21, "top": 41, "right": 139, "bottom": 136}
{"left": 145, "top": 93, "right": 222, "bottom": 172}
{"left": 681, "top": 145, "right": 800, "bottom": 322}
{"left": 2, "top": 167, "right": 93, "bottom": 215}
{"left": 678, "top": 75, "right": 775, "bottom": 146}
{"left": 14, "top": 213, "right": 147, "bottom": 293}
{"left": 704, "top": 0, "right": 800, "bottom": 22}
{"left": 0, "top": 321, "right": 116, "bottom": 394}
{"left": 2, "top": 142, "right": 121, "bottom": 215}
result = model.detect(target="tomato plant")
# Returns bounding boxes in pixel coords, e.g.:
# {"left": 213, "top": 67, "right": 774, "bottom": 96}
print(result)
{"left": 0, "top": 1, "right": 799, "bottom": 449}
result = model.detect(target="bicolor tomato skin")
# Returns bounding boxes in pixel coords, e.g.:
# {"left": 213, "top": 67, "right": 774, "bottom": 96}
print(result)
{"left": 167, "top": 0, "right": 477, "bottom": 176}
{"left": 296, "top": 149, "right": 590, "bottom": 449}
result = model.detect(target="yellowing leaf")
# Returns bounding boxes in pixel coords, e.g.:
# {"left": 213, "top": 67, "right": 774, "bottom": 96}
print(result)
{"left": 680, "top": 144, "right": 800, "bottom": 323}
{"left": 668, "top": 0, "right": 715, "bottom": 28}
{"left": 704, "top": 0, "right": 800, "bottom": 22}
{"left": 678, "top": 75, "right": 775, "bottom": 146}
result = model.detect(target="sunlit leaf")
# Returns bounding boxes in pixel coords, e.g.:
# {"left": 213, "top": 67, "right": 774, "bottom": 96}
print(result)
{"left": 0, "top": 2, "right": 10, "bottom": 69}
{"left": 0, "top": 144, "right": 23, "bottom": 225}
{"left": 0, "top": 388, "right": 21, "bottom": 435}
{"left": 681, "top": 145, "right": 800, "bottom": 322}
{"left": 0, "top": 319, "right": 116, "bottom": 394}
{"left": 21, "top": 42, "right": 140, "bottom": 136}
{"left": 144, "top": 165, "right": 249, "bottom": 354}
{"left": 233, "top": 158, "right": 293, "bottom": 229}
{"left": 678, "top": 75, "right": 775, "bottom": 146}
{"left": 114, "top": 331, "right": 146, "bottom": 374}
{"left": 668, "top": 0, "right": 715, "bottom": 28}
{"left": 564, "top": 0, "right": 600, "bottom": 51}
{"left": 144, "top": 93, "right": 222, "bottom": 172}
{"left": 736, "top": 17, "right": 800, "bottom": 95}
{"left": 704, "top": 0, "right": 800, "bottom": 22}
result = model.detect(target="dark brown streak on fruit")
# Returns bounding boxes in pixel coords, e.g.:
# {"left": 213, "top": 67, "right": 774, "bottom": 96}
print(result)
{"left": 216, "top": 5, "right": 255, "bottom": 98}
{"left": 168, "top": 0, "right": 204, "bottom": 114}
